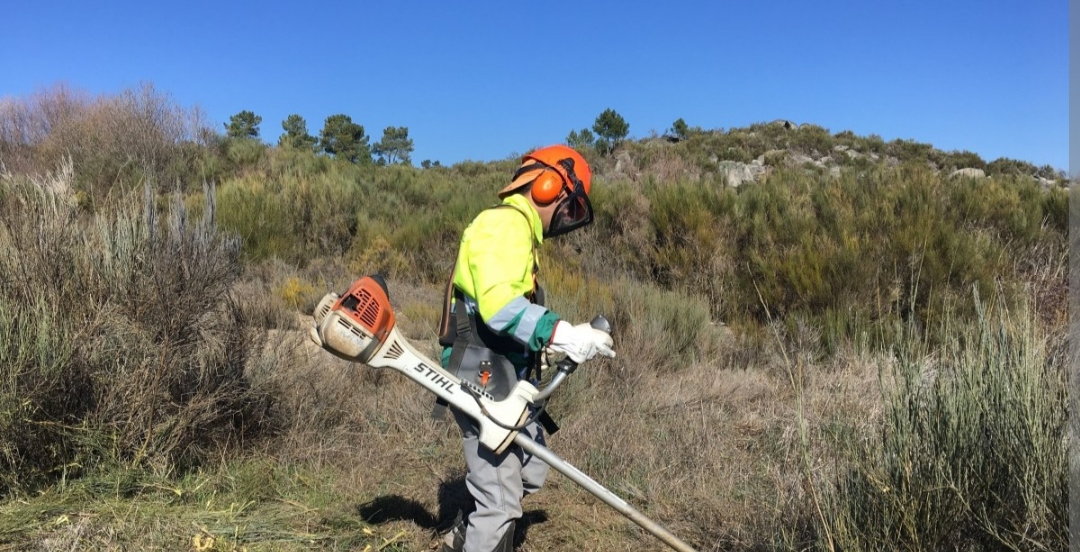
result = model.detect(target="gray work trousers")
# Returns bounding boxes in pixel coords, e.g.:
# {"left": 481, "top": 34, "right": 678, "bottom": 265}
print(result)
{"left": 451, "top": 408, "right": 549, "bottom": 552}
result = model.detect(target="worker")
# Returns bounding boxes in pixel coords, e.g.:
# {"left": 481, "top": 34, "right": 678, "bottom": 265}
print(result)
{"left": 437, "top": 145, "right": 616, "bottom": 552}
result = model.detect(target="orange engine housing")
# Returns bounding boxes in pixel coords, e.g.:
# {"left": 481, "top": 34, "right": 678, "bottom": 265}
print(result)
{"left": 332, "top": 276, "right": 396, "bottom": 344}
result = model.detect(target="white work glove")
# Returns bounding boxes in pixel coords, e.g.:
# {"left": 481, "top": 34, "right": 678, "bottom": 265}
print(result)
{"left": 548, "top": 320, "right": 616, "bottom": 364}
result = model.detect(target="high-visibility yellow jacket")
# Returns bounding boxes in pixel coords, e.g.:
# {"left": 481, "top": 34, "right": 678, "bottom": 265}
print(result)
{"left": 450, "top": 193, "right": 560, "bottom": 354}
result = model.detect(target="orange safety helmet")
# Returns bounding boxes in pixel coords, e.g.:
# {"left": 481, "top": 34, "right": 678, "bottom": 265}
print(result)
{"left": 499, "top": 145, "right": 592, "bottom": 203}
{"left": 500, "top": 145, "right": 595, "bottom": 238}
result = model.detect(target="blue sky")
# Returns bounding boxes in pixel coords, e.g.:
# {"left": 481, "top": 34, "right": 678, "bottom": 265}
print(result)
{"left": 2, "top": 1, "right": 1068, "bottom": 170}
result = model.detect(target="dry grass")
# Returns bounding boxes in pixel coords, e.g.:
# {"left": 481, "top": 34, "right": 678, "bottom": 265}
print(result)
{"left": 168, "top": 275, "right": 888, "bottom": 551}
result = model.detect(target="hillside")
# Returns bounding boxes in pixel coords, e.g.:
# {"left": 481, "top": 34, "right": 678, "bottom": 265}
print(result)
{"left": 602, "top": 119, "right": 1064, "bottom": 186}
{"left": 0, "top": 89, "right": 1068, "bottom": 551}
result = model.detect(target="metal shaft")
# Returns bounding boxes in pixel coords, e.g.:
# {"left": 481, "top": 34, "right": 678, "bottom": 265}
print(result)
{"left": 513, "top": 433, "right": 699, "bottom": 552}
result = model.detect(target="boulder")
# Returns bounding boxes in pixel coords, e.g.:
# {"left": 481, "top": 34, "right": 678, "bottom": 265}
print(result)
{"left": 950, "top": 168, "right": 986, "bottom": 179}
{"left": 785, "top": 153, "right": 816, "bottom": 168}
{"left": 1037, "top": 177, "right": 1060, "bottom": 189}
{"left": 717, "top": 161, "right": 765, "bottom": 188}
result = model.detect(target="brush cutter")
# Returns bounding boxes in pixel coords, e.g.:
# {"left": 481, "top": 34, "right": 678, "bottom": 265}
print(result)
{"left": 308, "top": 275, "right": 699, "bottom": 552}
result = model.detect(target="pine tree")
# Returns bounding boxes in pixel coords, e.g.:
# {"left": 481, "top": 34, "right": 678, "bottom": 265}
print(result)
{"left": 318, "top": 114, "right": 370, "bottom": 164}
{"left": 225, "top": 110, "right": 262, "bottom": 139}
{"left": 278, "top": 114, "right": 317, "bottom": 151}
{"left": 592, "top": 108, "right": 629, "bottom": 154}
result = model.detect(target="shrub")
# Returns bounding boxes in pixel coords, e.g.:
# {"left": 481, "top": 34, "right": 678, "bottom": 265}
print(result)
{"left": 0, "top": 169, "right": 273, "bottom": 494}
{"left": 728, "top": 166, "right": 1040, "bottom": 335}
{"left": 214, "top": 175, "right": 295, "bottom": 261}
{"left": 0, "top": 83, "right": 213, "bottom": 203}
{"left": 986, "top": 157, "right": 1041, "bottom": 178}
{"left": 885, "top": 138, "right": 934, "bottom": 165}
{"left": 347, "top": 236, "right": 410, "bottom": 281}
{"left": 225, "top": 137, "right": 268, "bottom": 168}
{"left": 586, "top": 178, "right": 655, "bottom": 277}
{"left": 215, "top": 167, "right": 364, "bottom": 264}
{"left": 932, "top": 149, "right": 986, "bottom": 171}
{"left": 864, "top": 133, "right": 887, "bottom": 154}
{"left": 823, "top": 295, "right": 1066, "bottom": 551}
{"left": 949, "top": 174, "right": 1055, "bottom": 244}
{"left": 577, "top": 163, "right": 1060, "bottom": 348}
{"left": 0, "top": 292, "right": 84, "bottom": 492}
{"left": 275, "top": 276, "right": 317, "bottom": 311}
{"left": 269, "top": 146, "right": 331, "bottom": 177}
{"left": 789, "top": 124, "right": 834, "bottom": 156}
{"left": 646, "top": 178, "right": 735, "bottom": 309}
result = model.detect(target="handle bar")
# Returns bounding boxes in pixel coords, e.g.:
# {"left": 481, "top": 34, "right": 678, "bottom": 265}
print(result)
{"left": 532, "top": 315, "right": 610, "bottom": 402}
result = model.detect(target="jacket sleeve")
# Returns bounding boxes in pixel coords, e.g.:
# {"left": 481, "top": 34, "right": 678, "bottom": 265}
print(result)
{"left": 458, "top": 208, "right": 559, "bottom": 351}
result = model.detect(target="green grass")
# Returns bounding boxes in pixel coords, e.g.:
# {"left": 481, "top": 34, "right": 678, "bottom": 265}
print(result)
{"left": 0, "top": 459, "right": 413, "bottom": 551}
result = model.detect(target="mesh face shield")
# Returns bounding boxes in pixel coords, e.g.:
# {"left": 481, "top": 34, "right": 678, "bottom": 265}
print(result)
{"left": 545, "top": 184, "right": 593, "bottom": 238}
{"left": 543, "top": 157, "right": 593, "bottom": 238}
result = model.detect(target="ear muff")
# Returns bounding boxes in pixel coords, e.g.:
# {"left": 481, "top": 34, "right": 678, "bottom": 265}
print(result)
{"left": 530, "top": 169, "right": 566, "bottom": 204}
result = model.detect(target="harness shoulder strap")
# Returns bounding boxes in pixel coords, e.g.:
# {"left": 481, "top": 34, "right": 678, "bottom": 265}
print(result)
{"left": 493, "top": 203, "right": 541, "bottom": 296}
{"left": 437, "top": 267, "right": 457, "bottom": 348}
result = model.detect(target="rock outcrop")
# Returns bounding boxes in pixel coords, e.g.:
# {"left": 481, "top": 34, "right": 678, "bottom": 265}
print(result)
{"left": 949, "top": 168, "right": 986, "bottom": 179}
